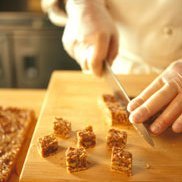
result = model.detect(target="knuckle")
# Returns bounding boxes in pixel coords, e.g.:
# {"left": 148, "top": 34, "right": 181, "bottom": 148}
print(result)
{"left": 158, "top": 78, "right": 164, "bottom": 87}
{"left": 167, "top": 79, "right": 182, "bottom": 93}
{"left": 131, "top": 97, "right": 144, "bottom": 108}
{"left": 158, "top": 115, "right": 171, "bottom": 126}
{"left": 90, "top": 59, "right": 100, "bottom": 68}
{"left": 172, "top": 122, "right": 182, "bottom": 133}
{"left": 152, "top": 116, "right": 169, "bottom": 133}
{"left": 179, "top": 93, "right": 182, "bottom": 103}
{"left": 136, "top": 97, "right": 145, "bottom": 105}
{"left": 96, "top": 31, "right": 109, "bottom": 42}
{"left": 140, "top": 105, "right": 152, "bottom": 118}
{"left": 169, "top": 60, "right": 182, "bottom": 72}
{"left": 81, "top": 31, "right": 109, "bottom": 44}
{"left": 175, "top": 94, "right": 182, "bottom": 108}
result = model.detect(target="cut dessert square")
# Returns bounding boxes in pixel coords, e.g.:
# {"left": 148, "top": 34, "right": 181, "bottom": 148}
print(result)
{"left": 65, "top": 147, "right": 87, "bottom": 173}
{"left": 111, "top": 147, "right": 132, "bottom": 176}
{"left": 102, "top": 94, "right": 117, "bottom": 103}
{"left": 0, "top": 107, "right": 36, "bottom": 182}
{"left": 77, "top": 126, "right": 96, "bottom": 148}
{"left": 107, "top": 102, "right": 129, "bottom": 125}
{"left": 53, "top": 117, "right": 71, "bottom": 138}
{"left": 99, "top": 94, "right": 130, "bottom": 126}
{"left": 107, "top": 128, "right": 127, "bottom": 149}
{"left": 38, "top": 134, "right": 58, "bottom": 157}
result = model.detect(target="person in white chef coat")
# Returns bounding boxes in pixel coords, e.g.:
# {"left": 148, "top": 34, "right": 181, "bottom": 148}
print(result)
{"left": 41, "top": 0, "right": 182, "bottom": 134}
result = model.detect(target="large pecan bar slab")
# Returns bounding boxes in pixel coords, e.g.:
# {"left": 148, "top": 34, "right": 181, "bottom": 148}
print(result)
{"left": 0, "top": 107, "right": 35, "bottom": 182}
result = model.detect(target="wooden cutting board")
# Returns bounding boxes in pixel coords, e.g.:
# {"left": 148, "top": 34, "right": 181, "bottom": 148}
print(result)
{"left": 20, "top": 71, "right": 182, "bottom": 182}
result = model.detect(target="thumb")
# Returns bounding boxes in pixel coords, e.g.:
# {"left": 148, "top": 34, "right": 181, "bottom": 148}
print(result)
{"left": 73, "top": 43, "right": 89, "bottom": 71}
{"left": 86, "top": 41, "right": 108, "bottom": 77}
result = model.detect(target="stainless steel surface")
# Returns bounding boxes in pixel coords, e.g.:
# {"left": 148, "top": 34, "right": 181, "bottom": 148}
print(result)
{"left": 104, "top": 61, "right": 154, "bottom": 147}
{"left": 0, "top": 13, "right": 80, "bottom": 88}
{"left": 0, "top": 33, "right": 13, "bottom": 87}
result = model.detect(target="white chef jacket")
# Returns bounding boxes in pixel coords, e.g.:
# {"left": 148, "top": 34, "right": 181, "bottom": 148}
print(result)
{"left": 107, "top": 0, "right": 182, "bottom": 74}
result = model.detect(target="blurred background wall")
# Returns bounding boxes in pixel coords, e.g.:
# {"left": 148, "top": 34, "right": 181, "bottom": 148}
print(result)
{"left": 0, "top": 0, "right": 80, "bottom": 88}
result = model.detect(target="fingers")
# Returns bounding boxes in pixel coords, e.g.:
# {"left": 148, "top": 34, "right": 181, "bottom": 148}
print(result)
{"left": 86, "top": 34, "right": 110, "bottom": 76}
{"left": 80, "top": 33, "right": 118, "bottom": 75}
{"left": 62, "top": 20, "right": 75, "bottom": 55}
{"left": 62, "top": 25, "right": 117, "bottom": 76}
{"left": 107, "top": 34, "right": 118, "bottom": 65}
{"left": 172, "top": 114, "right": 182, "bottom": 133}
{"left": 129, "top": 81, "right": 178, "bottom": 124}
{"left": 73, "top": 43, "right": 89, "bottom": 70}
{"left": 149, "top": 93, "right": 182, "bottom": 135}
{"left": 48, "top": 6, "right": 67, "bottom": 26}
{"left": 128, "top": 61, "right": 182, "bottom": 112}
{"left": 127, "top": 77, "right": 163, "bottom": 112}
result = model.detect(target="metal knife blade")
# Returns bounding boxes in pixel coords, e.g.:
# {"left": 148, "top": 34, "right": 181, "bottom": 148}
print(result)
{"left": 104, "top": 61, "right": 154, "bottom": 147}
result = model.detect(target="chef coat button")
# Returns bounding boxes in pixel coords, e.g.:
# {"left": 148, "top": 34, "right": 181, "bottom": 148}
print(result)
{"left": 163, "top": 26, "right": 173, "bottom": 36}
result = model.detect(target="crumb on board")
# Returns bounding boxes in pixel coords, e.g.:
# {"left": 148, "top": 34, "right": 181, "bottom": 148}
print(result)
{"left": 145, "top": 163, "right": 151, "bottom": 169}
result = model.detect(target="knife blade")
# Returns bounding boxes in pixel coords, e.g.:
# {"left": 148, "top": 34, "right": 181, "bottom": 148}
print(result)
{"left": 104, "top": 61, "right": 154, "bottom": 147}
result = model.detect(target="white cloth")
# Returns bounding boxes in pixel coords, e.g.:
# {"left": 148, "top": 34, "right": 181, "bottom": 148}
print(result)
{"left": 107, "top": 0, "right": 182, "bottom": 74}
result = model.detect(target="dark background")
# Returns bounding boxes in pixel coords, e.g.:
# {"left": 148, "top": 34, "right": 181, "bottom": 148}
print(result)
{"left": 0, "top": 0, "right": 80, "bottom": 88}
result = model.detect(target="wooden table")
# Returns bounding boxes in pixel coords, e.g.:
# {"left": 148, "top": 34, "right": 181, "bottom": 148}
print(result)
{"left": 0, "top": 89, "right": 46, "bottom": 182}
{"left": 20, "top": 71, "right": 182, "bottom": 182}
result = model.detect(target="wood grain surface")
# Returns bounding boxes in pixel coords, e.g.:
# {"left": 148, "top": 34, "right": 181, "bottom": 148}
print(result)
{"left": 0, "top": 89, "right": 45, "bottom": 182}
{"left": 20, "top": 71, "right": 182, "bottom": 182}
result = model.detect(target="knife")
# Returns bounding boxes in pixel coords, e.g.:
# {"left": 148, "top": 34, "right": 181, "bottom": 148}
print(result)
{"left": 104, "top": 61, "right": 154, "bottom": 147}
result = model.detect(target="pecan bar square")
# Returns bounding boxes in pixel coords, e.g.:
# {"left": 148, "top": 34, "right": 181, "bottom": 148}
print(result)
{"left": 38, "top": 134, "right": 58, "bottom": 157}
{"left": 99, "top": 94, "right": 130, "bottom": 126}
{"left": 66, "top": 147, "right": 87, "bottom": 173}
{"left": 107, "top": 103, "right": 129, "bottom": 125}
{"left": 77, "top": 126, "right": 96, "bottom": 148}
{"left": 111, "top": 147, "right": 132, "bottom": 176}
{"left": 102, "top": 94, "right": 117, "bottom": 103}
{"left": 107, "top": 128, "right": 127, "bottom": 149}
{"left": 53, "top": 117, "right": 71, "bottom": 138}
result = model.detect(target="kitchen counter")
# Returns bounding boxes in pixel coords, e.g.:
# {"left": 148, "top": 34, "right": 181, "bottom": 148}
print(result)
{"left": 0, "top": 89, "right": 46, "bottom": 182}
